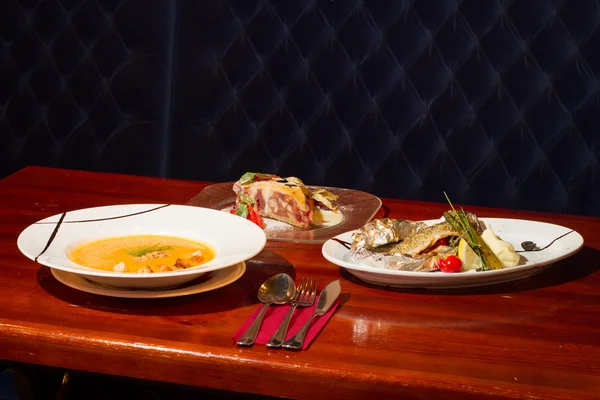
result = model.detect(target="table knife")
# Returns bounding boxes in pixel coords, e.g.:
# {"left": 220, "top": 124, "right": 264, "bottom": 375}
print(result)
{"left": 281, "top": 279, "right": 341, "bottom": 350}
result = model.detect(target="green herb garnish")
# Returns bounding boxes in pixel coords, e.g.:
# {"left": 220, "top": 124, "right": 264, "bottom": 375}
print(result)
{"left": 233, "top": 193, "right": 255, "bottom": 218}
{"left": 238, "top": 172, "right": 257, "bottom": 185}
{"left": 235, "top": 202, "right": 250, "bottom": 218}
{"left": 239, "top": 193, "right": 256, "bottom": 205}
{"left": 443, "top": 192, "right": 503, "bottom": 271}
{"left": 238, "top": 172, "right": 275, "bottom": 185}
{"left": 124, "top": 243, "right": 173, "bottom": 258}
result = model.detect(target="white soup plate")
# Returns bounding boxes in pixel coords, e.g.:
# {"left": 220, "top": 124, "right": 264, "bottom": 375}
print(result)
{"left": 18, "top": 204, "right": 266, "bottom": 289}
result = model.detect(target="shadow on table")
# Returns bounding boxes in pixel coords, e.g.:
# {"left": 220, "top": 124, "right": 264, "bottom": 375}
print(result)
{"left": 340, "top": 245, "right": 600, "bottom": 296}
{"left": 36, "top": 249, "right": 295, "bottom": 316}
{"left": 1, "top": 360, "right": 276, "bottom": 400}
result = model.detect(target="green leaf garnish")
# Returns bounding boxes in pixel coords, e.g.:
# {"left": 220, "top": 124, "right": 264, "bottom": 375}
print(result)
{"left": 124, "top": 243, "right": 173, "bottom": 258}
{"left": 239, "top": 193, "right": 256, "bottom": 206}
{"left": 238, "top": 172, "right": 274, "bottom": 185}
{"left": 235, "top": 203, "right": 249, "bottom": 218}
{"left": 238, "top": 172, "right": 256, "bottom": 185}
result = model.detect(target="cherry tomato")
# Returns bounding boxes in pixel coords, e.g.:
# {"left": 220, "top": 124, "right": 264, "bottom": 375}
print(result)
{"left": 438, "top": 255, "right": 462, "bottom": 273}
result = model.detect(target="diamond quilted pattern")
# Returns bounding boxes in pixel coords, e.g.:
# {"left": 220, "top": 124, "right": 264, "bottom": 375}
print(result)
{"left": 0, "top": 0, "right": 176, "bottom": 177}
{"left": 171, "top": 0, "right": 600, "bottom": 216}
{"left": 3, "top": 0, "right": 600, "bottom": 217}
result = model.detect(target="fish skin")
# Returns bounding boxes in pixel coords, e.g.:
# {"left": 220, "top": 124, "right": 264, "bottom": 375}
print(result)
{"left": 351, "top": 218, "right": 425, "bottom": 250}
{"left": 382, "top": 221, "right": 458, "bottom": 258}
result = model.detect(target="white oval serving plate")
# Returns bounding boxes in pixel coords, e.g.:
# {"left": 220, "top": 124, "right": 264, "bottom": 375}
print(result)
{"left": 322, "top": 218, "right": 584, "bottom": 289}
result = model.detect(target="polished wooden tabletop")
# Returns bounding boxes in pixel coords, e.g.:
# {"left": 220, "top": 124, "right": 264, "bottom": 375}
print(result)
{"left": 1, "top": 166, "right": 599, "bottom": 400}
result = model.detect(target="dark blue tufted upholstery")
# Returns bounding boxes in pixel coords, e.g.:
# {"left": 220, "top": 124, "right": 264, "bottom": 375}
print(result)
{"left": 0, "top": 0, "right": 176, "bottom": 176}
{"left": 2, "top": 1, "right": 600, "bottom": 216}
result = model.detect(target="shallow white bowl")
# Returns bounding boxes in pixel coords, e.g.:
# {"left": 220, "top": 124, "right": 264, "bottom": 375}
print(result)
{"left": 18, "top": 204, "right": 266, "bottom": 289}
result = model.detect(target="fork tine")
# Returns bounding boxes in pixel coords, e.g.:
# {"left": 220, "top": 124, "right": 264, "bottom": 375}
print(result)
{"left": 302, "top": 278, "right": 313, "bottom": 303}
{"left": 294, "top": 277, "right": 307, "bottom": 301}
{"left": 308, "top": 278, "right": 317, "bottom": 304}
{"left": 266, "top": 276, "right": 316, "bottom": 348}
{"left": 296, "top": 278, "right": 307, "bottom": 302}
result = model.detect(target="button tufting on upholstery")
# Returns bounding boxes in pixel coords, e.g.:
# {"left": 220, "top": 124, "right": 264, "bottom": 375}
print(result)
{"left": 3, "top": 0, "right": 600, "bottom": 216}
{"left": 170, "top": 0, "right": 600, "bottom": 216}
{"left": 1, "top": 0, "right": 176, "bottom": 177}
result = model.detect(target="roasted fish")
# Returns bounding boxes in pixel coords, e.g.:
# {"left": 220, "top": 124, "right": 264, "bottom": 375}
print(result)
{"left": 380, "top": 221, "right": 458, "bottom": 258}
{"left": 350, "top": 218, "right": 462, "bottom": 272}
{"left": 351, "top": 218, "right": 426, "bottom": 250}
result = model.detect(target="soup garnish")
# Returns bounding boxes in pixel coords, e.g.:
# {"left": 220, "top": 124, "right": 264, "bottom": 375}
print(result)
{"left": 69, "top": 235, "right": 215, "bottom": 273}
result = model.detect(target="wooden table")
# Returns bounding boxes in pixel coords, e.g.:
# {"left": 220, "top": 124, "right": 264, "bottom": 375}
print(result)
{"left": 1, "top": 166, "right": 599, "bottom": 400}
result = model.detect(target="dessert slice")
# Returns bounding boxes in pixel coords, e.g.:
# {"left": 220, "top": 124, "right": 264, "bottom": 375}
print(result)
{"left": 233, "top": 173, "right": 315, "bottom": 228}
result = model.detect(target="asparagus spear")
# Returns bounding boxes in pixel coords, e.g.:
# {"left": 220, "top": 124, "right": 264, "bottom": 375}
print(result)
{"left": 443, "top": 195, "right": 504, "bottom": 271}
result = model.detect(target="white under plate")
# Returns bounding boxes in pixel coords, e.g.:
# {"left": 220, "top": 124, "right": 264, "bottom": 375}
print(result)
{"left": 18, "top": 204, "right": 266, "bottom": 289}
{"left": 51, "top": 262, "right": 246, "bottom": 299}
{"left": 322, "top": 218, "right": 584, "bottom": 289}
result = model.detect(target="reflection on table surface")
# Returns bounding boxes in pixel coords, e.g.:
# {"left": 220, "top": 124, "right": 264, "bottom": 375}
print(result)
{"left": 1, "top": 167, "right": 599, "bottom": 400}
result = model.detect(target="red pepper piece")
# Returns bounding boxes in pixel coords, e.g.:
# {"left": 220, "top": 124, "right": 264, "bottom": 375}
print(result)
{"left": 247, "top": 207, "right": 263, "bottom": 228}
{"left": 436, "top": 237, "right": 449, "bottom": 247}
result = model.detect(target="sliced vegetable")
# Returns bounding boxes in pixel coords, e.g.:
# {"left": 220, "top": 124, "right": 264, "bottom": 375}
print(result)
{"left": 310, "top": 188, "right": 339, "bottom": 211}
{"left": 457, "top": 238, "right": 482, "bottom": 271}
{"left": 285, "top": 177, "right": 311, "bottom": 196}
{"left": 230, "top": 192, "right": 263, "bottom": 228}
{"left": 443, "top": 193, "right": 504, "bottom": 271}
{"left": 247, "top": 207, "right": 263, "bottom": 227}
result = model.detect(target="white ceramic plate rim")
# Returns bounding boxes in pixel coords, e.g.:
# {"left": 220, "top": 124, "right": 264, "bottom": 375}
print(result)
{"left": 17, "top": 204, "right": 266, "bottom": 279}
{"left": 322, "top": 217, "right": 584, "bottom": 279}
{"left": 51, "top": 262, "right": 246, "bottom": 298}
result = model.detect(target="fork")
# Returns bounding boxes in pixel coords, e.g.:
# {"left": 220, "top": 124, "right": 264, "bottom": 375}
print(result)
{"left": 266, "top": 277, "right": 317, "bottom": 348}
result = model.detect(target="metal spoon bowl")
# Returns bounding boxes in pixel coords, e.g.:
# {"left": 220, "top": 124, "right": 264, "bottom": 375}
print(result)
{"left": 258, "top": 273, "right": 295, "bottom": 304}
{"left": 237, "top": 273, "right": 295, "bottom": 346}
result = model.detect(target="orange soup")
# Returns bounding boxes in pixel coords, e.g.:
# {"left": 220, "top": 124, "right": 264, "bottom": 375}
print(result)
{"left": 69, "top": 235, "right": 215, "bottom": 273}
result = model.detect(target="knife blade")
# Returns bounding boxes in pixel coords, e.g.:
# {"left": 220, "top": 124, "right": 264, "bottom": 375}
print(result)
{"left": 281, "top": 279, "right": 341, "bottom": 350}
{"left": 314, "top": 279, "right": 341, "bottom": 316}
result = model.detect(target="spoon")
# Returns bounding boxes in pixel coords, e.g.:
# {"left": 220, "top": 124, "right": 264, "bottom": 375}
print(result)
{"left": 236, "top": 273, "right": 295, "bottom": 347}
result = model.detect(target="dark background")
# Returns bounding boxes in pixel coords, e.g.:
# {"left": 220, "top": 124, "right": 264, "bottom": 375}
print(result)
{"left": 2, "top": 0, "right": 600, "bottom": 216}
